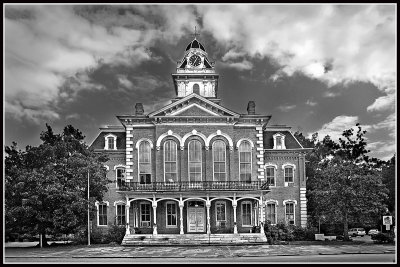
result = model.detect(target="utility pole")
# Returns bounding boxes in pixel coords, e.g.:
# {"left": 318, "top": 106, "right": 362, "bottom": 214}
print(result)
{"left": 88, "top": 169, "right": 90, "bottom": 246}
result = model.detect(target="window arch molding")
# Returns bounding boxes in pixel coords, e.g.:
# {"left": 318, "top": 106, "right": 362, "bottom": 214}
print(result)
{"left": 264, "top": 163, "right": 278, "bottom": 169}
{"left": 156, "top": 130, "right": 182, "bottom": 151}
{"left": 181, "top": 130, "right": 207, "bottom": 149}
{"left": 282, "top": 163, "right": 296, "bottom": 170}
{"left": 135, "top": 138, "right": 154, "bottom": 150}
{"left": 113, "top": 164, "right": 127, "bottom": 170}
{"left": 236, "top": 138, "right": 255, "bottom": 149}
{"left": 104, "top": 134, "right": 117, "bottom": 150}
{"left": 206, "top": 130, "right": 233, "bottom": 150}
{"left": 265, "top": 199, "right": 279, "bottom": 206}
{"left": 283, "top": 199, "right": 297, "bottom": 205}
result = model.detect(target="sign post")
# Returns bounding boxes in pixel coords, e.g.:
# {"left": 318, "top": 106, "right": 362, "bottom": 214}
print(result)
{"left": 383, "top": 215, "right": 392, "bottom": 231}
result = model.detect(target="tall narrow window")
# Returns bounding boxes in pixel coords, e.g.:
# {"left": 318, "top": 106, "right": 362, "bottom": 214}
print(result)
{"left": 140, "top": 203, "right": 151, "bottom": 227}
{"left": 216, "top": 201, "right": 226, "bottom": 228}
{"left": 241, "top": 201, "right": 252, "bottom": 226}
{"left": 166, "top": 202, "right": 177, "bottom": 227}
{"left": 276, "top": 136, "right": 282, "bottom": 149}
{"left": 266, "top": 203, "right": 276, "bottom": 224}
{"left": 239, "top": 141, "right": 252, "bottom": 182}
{"left": 164, "top": 140, "right": 177, "bottom": 182}
{"left": 108, "top": 137, "right": 115, "bottom": 150}
{"left": 285, "top": 202, "right": 295, "bottom": 225}
{"left": 213, "top": 140, "right": 226, "bottom": 181}
{"left": 139, "top": 141, "right": 151, "bottom": 184}
{"left": 284, "top": 167, "right": 294, "bottom": 183}
{"left": 116, "top": 204, "right": 126, "bottom": 225}
{"left": 98, "top": 204, "right": 107, "bottom": 226}
{"left": 266, "top": 167, "right": 275, "bottom": 186}
{"left": 116, "top": 168, "right": 125, "bottom": 189}
{"left": 188, "top": 140, "right": 202, "bottom": 182}
{"left": 193, "top": 83, "right": 200, "bottom": 94}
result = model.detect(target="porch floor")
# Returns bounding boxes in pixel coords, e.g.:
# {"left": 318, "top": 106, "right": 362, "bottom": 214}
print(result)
{"left": 122, "top": 233, "right": 268, "bottom": 246}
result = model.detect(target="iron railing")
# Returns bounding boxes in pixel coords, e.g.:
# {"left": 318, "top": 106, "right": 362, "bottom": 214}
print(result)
{"left": 117, "top": 181, "right": 270, "bottom": 192}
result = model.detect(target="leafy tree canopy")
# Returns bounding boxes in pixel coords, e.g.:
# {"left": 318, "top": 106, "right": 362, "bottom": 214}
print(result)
{"left": 5, "top": 124, "right": 110, "bottom": 245}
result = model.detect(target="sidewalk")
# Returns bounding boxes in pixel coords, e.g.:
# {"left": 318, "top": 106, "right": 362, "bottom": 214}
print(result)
{"left": 5, "top": 243, "right": 396, "bottom": 259}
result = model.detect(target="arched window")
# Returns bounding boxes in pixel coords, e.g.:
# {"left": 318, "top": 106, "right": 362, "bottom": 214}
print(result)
{"left": 239, "top": 141, "right": 252, "bottom": 183}
{"left": 164, "top": 140, "right": 177, "bottom": 182}
{"left": 188, "top": 140, "right": 202, "bottom": 182}
{"left": 213, "top": 140, "right": 226, "bottom": 181}
{"left": 193, "top": 83, "right": 200, "bottom": 94}
{"left": 139, "top": 141, "right": 151, "bottom": 184}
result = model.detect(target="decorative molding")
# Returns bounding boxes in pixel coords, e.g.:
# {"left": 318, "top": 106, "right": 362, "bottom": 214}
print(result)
{"left": 181, "top": 129, "right": 207, "bottom": 146}
{"left": 135, "top": 138, "right": 154, "bottom": 149}
{"left": 236, "top": 138, "right": 255, "bottom": 149}
{"left": 283, "top": 199, "right": 297, "bottom": 205}
{"left": 206, "top": 130, "right": 234, "bottom": 147}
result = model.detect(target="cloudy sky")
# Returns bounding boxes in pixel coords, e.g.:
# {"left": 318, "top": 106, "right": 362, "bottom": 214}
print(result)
{"left": 4, "top": 4, "right": 396, "bottom": 160}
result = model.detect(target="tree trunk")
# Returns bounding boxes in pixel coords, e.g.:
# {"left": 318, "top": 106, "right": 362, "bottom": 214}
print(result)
{"left": 39, "top": 225, "right": 50, "bottom": 247}
{"left": 343, "top": 211, "right": 350, "bottom": 241}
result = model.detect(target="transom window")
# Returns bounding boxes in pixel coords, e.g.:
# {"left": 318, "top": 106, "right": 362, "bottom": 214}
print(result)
{"left": 188, "top": 140, "right": 202, "bottom": 182}
{"left": 284, "top": 167, "right": 294, "bottom": 183}
{"left": 241, "top": 201, "right": 252, "bottom": 226}
{"left": 164, "top": 140, "right": 177, "bottom": 182}
{"left": 239, "top": 141, "right": 252, "bottom": 183}
{"left": 140, "top": 203, "right": 151, "bottom": 228}
{"left": 285, "top": 202, "right": 295, "bottom": 225}
{"left": 98, "top": 204, "right": 107, "bottom": 226}
{"left": 116, "top": 168, "right": 125, "bottom": 189}
{"left": 266, "top": 167, "right": 275, "bottom": 186}
{"left": 139, "top": 141, "right": 151, "bottom": 184}
{"left": 116, "top": 204, "right": 126, "bottom": 225}
{"left": 213, "top": 140, "right": 226, "bottom": 181}
{"left": 166, "top": 202, "right": 177, "bottom": 227}
{"left": 266, "top": 203, "right": 276, "bottom": 224}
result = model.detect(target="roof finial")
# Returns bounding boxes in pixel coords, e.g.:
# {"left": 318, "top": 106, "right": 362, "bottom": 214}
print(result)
{"left": 191, "top": 26, "right": 200, "bottom": 40}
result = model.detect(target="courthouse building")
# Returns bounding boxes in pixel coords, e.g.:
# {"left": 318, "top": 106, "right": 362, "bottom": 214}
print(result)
{"left": 90, "top": 36, "right": 309, "bottom": 244}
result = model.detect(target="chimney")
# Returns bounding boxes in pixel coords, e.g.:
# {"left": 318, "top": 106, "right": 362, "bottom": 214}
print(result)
{"left": 247, "top": 101, "right": 255, "bottom": 115}
{"left": 135, "top": 103, "right": 144, "bottom": 115}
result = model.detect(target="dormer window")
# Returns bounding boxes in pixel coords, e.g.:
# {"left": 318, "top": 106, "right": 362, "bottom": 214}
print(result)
{"left": 104, "top": 134, "right": 117, "bottom": 150}
{"left": 273, "top": 133, "right": 286, "bottom": 149}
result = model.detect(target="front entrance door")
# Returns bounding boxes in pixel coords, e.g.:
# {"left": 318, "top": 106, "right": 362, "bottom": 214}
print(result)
{"left": 187, "top": 201, "right": 205, "bottom": 233}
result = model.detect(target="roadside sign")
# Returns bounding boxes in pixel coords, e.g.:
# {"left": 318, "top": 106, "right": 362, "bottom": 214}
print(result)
{"left": 386, "top": 225, "right": 390, "bottom": 230}
{"left": 383, "top": 216, "right": 392, "bottom": 225}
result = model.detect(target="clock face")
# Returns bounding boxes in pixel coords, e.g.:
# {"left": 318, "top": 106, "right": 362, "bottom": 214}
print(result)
{"left": 189, "top": 55, "right": 201, "bottom": 67}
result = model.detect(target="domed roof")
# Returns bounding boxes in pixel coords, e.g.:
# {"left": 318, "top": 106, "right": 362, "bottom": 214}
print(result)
{"left": 185, "top": 38, "right": 206, "bottom": 52}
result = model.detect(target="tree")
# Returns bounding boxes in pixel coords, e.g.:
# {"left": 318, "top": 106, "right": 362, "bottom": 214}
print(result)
{"left": 5, "top": 124, "right": 110, "bottom": 246}
{"left": 303, "top": 124, "right": 389, "bottom": 240}
{"left": 382, "top": 155, "right": 395, "bottom": 214}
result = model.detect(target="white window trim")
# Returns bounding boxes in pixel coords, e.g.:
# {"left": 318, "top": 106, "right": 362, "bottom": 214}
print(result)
{"left": 188, "top": 140, "right": 202, "bottom": 182}
{"left": 282, "top": 163, "right": 296, "bottom": 186}
{"left": 115, "top": 167, "right": 126, "bottom": 189}
{"left": 164, "top": 140, "right": 178, "bottom": 183}
{"left": 265, "top": 201, "right": 278, "bottom": 225}
{"left": 137, "top": 141, "right": 152, "bottom": 184}
{"left": 273, "top": 133, "right": 286, "bottom": 150}
{"left": 140, "top": 202, "right": 151, "bottom": 228}
{"left": 165, "top": 201, "right": 178, "bottom": 228}
{"left": 264, "top": 163, "right": 277, "bottom": 187}
{"left": 241, "top": 201, "right": 253, "bottom": 227}
{"left": 212, "top": 140, "right": 227, "bottom": 181}
{"left": 104, "top": 134, "right": 117, "bottom": 150}
{"left": 238, "top": 141, "right": 252, "bottom": 182}
{"left": 95, "top": 201, "right": 109, "bottom": 227}
{"left": 283, "top": 200, "right": 297, "bottom": 225}
{"left": 115, "top": 203, "right": 126, "bottom": 226}
{"left": 215, "top": 201, "right": 227, "bottom": 222}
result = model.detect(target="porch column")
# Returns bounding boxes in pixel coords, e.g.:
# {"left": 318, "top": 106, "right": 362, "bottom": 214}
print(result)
{"left": 259, "top": 198, "right": 265, "bottom": 234}
{"left": 125, "top": 200, "right": 130, "bottom": 235}
{"left": 152, "top": 195, "right": 158, "bottom": 235}
{"left": 206, "top": 196, "right": 211, "bottom": 234}
{"left": 233, "top": 194, "right": 238, "bottom": 234}
{"left": 179, "top": 196, "right": 184, "bottom": 234}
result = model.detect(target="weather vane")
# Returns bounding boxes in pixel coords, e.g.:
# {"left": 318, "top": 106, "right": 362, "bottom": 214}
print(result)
{"left": 191, "top": 26, "right": 200, "bottom": 39}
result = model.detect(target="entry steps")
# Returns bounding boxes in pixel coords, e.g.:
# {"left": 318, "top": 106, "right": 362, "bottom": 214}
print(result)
{"left": 122, "top": 233, "right": 267, "bottom": 246}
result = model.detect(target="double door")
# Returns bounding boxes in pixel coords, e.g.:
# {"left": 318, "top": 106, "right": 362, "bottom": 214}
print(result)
{"left": 187, "top": 206, "right": 205, "bottom": 232}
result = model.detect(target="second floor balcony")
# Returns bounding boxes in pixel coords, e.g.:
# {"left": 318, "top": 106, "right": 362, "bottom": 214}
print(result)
{"left": 117, "top": 180, "right": 270, "bottom": 192}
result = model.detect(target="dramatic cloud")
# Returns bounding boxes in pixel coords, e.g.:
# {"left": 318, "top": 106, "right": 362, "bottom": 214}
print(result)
{"left": 310, "top": 115, "right": 363, "bottom": 141}
{"left": 278, "top": 104, "right": 297, "bottom": 112}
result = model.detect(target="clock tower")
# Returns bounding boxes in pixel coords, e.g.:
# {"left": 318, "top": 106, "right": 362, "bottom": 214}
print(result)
{"left": 171, "top": 34, "right": 220, "bottom": 103}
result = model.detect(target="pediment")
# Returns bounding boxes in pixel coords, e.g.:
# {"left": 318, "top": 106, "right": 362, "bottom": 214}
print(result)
{"left": 148, "top": 94, "right": 239, "bottom": 118}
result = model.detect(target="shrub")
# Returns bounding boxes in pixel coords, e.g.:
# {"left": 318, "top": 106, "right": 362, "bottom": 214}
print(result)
{"left": 371, "top": 233, "right": 394, "bottom": 244}
{"left": 105, "top": 225, "right": 126, "bottom": 244}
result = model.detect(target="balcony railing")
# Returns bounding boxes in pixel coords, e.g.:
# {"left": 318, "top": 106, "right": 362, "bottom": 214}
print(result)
{"left": 118, "top": 181, "right": 270, "bottom": 192}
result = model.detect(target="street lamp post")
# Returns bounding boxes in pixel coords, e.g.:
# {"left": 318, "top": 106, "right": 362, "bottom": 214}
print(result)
{"left": 87, "top": 169, "right": 90, "bottom": 246}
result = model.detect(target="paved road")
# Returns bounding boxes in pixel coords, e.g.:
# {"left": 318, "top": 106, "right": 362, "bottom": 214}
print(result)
{"left": 5, "top": 254, "right": 396, "bottom": 263}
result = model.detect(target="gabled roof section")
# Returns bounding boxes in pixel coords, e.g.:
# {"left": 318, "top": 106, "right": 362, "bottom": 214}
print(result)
{"left": 148, "top": 93, "right": 240, "bottom": 118}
